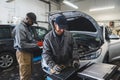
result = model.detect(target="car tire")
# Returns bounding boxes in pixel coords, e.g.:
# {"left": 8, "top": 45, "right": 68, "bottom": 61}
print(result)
{"left": 0, "top": 52, "right": 16, "bottom": 69}
{"left": 103, "top": 52, "right": 109, "bottom": 63}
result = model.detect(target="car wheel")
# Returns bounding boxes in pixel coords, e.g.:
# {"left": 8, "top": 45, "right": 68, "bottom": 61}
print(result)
{"left": 103, "top": 52, "right": 109, "bottom": 63}
{"left": 0, "top": 52, "right": 16, "bottom": 69}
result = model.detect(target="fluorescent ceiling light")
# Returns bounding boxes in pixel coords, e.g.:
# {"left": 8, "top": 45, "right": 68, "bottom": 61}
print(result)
{"left": 89, "top": 6, "right": 115, "bottom": 12}
{"left": 63, "top": 0, "right": 78, "bottom": 9}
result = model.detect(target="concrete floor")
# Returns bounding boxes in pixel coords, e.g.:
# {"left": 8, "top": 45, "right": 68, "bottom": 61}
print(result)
{"left": 1, "top": 61, "right": 120, "bottom": 80}
{"left": 0, "top": 61, "right": 46, "bottom": 80}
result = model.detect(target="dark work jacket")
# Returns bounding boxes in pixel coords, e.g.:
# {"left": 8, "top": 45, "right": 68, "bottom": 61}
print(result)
{"left": 12, "top": 21, "right": 40, "bottom": 54}
{"left": 42, "top": 30, "right": 73, "bottom": 68}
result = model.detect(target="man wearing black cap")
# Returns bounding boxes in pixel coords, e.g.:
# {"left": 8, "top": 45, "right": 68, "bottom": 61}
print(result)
{"left": 42, "top": 15, "right": 80, "bottom": 74}
{"left": 12, "top": 12, "right": 38, "bottom": 80}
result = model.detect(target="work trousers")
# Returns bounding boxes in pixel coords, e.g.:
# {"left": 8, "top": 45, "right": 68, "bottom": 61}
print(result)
{"left": 16, "top": 50, "right": 33, "bottom": 80}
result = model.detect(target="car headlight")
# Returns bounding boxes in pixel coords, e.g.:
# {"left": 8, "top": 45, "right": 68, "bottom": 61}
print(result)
{"left": 79, "top": 48, "right": 102, "bottom": 60}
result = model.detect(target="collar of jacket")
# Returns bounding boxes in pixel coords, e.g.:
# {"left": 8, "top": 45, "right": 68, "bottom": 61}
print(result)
{"left": 21, "top": 21, "right": 27, "bottom": 26}
{"left": 21, "top": 21, "right": 30, "bottom": 28}
{"left": 52, "top": 30, "right": 67, "bottom": 38}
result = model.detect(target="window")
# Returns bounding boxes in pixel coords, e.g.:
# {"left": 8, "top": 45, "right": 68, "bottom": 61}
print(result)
{"left": 0, "top": 27, "right": 11, "bottom": 39}
{"left": 35, "top": 27, "right": 47, "bottom": 40}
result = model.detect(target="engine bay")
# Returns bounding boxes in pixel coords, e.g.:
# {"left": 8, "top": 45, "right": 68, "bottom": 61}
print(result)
{"left": 72, "top": 33, "right": 102, "bottom": 59}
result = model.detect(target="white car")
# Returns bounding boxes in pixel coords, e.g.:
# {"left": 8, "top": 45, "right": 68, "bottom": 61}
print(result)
{"left": 48, "top": 11, "right": 109, "bottom": 64}
{"left": 42, "top": 11, "right": 120, "bottom": 72}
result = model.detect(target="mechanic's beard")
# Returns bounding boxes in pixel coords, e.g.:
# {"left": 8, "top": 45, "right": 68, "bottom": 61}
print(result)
{"left": 56, "top": 31, "right": 64, "bottom": 36}
{"left": 58, "top": 32, "right": 64, "bottom": 36}
{"left": 25, "top": 23, "right": 31, "bottom": 26}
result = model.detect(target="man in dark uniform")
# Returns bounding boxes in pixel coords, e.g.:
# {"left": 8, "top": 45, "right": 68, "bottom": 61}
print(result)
{"left": 12, "top": 12, "right": 39, "bottom": 80}
{"left": 42, "top": 15, "right": 80, "bottom": 74}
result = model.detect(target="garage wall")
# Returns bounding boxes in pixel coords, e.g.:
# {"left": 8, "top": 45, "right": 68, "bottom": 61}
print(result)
{"left": 0, "top": 0, "right": 58, "bottom": 25}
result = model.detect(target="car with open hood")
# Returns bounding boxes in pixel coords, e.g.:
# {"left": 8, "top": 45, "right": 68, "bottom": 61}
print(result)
{"left": 41, "top": 11, "right": 111, "bottom": 74}
{"left": 48, "top": 11, "right": 109, "bottom": 64}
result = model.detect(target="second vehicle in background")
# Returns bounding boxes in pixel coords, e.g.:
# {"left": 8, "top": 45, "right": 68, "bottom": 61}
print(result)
{"left": 0, "top": 24, "right": 48, "bottom": 70}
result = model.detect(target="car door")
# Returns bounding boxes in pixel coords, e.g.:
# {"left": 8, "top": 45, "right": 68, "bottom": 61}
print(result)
{"left": 109, "top": 34, "right": 120, "bottom": 63}
{"left": 0, "top": 25, "right": 16, "bottom": 69}
{"left": 104, "top": 26, "right": 120, "bottom": 63}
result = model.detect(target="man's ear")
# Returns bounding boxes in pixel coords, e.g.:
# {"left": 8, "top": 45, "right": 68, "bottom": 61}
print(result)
{"left": 26, "top": 17, "right": 28, "bottom": 20}
{"left": 54, "top": 22, "right": 56, "bottom": 26}
{"left": 54, "top": 22, "right": 57, "bottom": 29}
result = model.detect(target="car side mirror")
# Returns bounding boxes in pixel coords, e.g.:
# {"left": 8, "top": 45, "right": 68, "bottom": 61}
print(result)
{"left": 109, "top": 34, "right": 120, "bottom": 39}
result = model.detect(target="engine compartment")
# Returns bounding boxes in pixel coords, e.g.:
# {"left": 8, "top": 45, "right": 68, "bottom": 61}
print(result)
{"left": 72, "top": 33, "right": 102, "bottom": 59}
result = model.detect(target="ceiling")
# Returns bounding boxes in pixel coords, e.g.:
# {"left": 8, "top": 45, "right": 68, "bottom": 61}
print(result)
{"left": 5, "top": 0, "right": 120, "bottom": 21}
{"left": 49, "top": 0, "right": 120, "bottom": 14}
{"left": 60, "top": 0, "right": 120, "bottom": 21}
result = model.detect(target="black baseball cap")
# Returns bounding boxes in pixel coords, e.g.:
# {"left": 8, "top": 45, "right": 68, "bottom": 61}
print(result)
{"left": 55, "top": 15, "right": 67, "bottom": 29}
{"left": 26, "top": 12, "right": 37, "bottom": 24}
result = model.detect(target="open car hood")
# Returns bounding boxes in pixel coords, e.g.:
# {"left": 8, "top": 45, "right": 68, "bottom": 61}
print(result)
{"left": 49, "top": 11, "right": 103, "bottom": 41}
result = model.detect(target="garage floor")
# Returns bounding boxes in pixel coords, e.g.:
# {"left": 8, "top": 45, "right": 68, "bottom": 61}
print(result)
{"left": 0, "top": 61, "right": 46, "bottom": 80}
{"left": 1, "top": 62, "right": 120, "bottom": 80}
